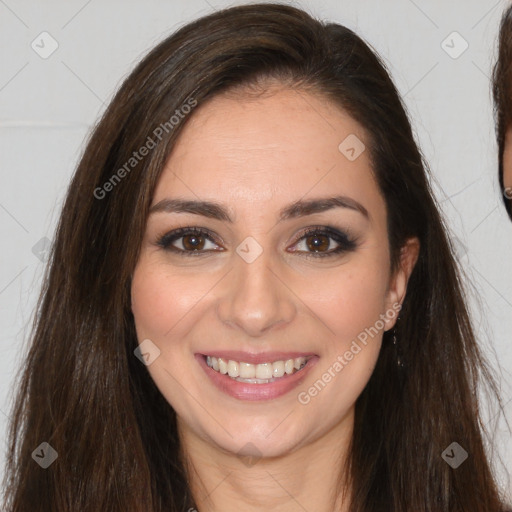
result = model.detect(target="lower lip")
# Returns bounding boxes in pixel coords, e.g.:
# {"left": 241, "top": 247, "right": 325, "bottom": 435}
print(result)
{"left": 195, "top": 354, "right": 319, "bottom": 401}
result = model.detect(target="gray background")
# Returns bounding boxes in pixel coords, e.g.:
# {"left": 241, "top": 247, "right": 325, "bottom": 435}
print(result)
{"left": 1, "top": 0, "right": 511, "bottom": 501}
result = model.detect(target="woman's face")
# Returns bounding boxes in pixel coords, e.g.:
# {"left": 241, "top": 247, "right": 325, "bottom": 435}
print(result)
{"left": 503, "top": 126, "right": 512, "bottom": 198}
{"left": 131, "top": 85, "right": 417, "bottom": 459}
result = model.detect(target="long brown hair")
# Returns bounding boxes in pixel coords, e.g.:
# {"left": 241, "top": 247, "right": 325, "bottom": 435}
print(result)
{"left": 493, "top": 3, "right": 512, "bottom": 220}
{"left": 3, "top": 3, "right": 510, "bottom": 511}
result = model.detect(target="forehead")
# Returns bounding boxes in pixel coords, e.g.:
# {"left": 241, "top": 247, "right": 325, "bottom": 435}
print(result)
{"left": 154, "top": 86, "right": 384, "bottom": 221}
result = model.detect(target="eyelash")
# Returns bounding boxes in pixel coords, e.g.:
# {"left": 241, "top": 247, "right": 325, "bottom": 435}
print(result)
{"left": 156, "top": 226, "right": 357, "bottom": 259}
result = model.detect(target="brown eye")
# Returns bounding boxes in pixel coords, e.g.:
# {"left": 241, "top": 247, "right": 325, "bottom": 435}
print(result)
{"left": 305, "top": 233, "right": 330, "bottom": 252}
{"left": 182, "top": 233, "right": 206, "bottom": 251}
{"left": 157, "top": 227, "right": 222, "bottom": 255}
{"left": 291, "top": 226, "right": 357, "bottom": 258}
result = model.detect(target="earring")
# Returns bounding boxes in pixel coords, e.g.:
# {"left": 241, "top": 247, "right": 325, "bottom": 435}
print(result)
{"left": 392, "top": 318, "right": 404, "bottom": 369}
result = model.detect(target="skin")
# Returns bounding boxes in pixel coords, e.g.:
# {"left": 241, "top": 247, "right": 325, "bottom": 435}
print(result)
{"left": 503, "top": 126, "right": 512, "bottom": 198}
{"left": 131, "top": 84, "right": 419, "bottom": 512}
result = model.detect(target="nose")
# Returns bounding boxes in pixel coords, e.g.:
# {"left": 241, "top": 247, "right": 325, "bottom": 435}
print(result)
{"left": 215, "top": 250, "right": 297, "bottom": 337}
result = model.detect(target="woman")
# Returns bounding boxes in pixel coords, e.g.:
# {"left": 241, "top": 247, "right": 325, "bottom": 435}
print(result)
{"left": 3, "top": 3, "right": 510, "bottom": 511}
{"left": 493, "top": 3, "right": 512, "bottom": 220}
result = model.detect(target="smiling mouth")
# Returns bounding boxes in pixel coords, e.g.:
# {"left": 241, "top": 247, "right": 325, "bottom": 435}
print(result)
{"left": 204, "top": 355, "right": 312, "bottom": 384}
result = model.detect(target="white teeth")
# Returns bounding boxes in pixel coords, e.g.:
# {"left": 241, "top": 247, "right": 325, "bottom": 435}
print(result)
{"left": 218, "top": 358, "right": 228, "bottom": 375}
{"left": 235, "top": 377, "right": 273, "bottom": 384}
{"left": 239, "top": 362, "right": 255, "bottom": 378}
{"left": 206, "top": 356, "right": 309, "bottom": 382}
{"left": 227, "top": 360, "right": 239, "bottom": 378}
{"left": 256, "top": 363, "right": 273, "bottom": 379}
{"left": 272, "top": 360, "right": 285, "bottom": 378}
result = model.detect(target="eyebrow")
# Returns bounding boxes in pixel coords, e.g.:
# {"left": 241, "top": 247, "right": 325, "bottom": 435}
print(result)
{"left": 149, "top": 195, "right": 369, "bottom": 222}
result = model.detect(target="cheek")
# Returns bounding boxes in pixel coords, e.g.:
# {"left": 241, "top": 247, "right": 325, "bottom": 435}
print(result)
{"left": 301, "top": 259, "right": 390, "bottom": 347}
{"left": 504, "top": 155, "right": 512, "bottom": 191}
{"left": 130, "top": 260, "right": 205, "bottom": 409}
{"left": 296, "top": 254, "right": 390, "bottom": 400}
{"left": 130, "top": 260, "right": 197, "bottom": 341}
{"left": 294, "top": 263, "right": 389, "bottom": 416}
{"left": 503, "top": 130, "right": 512, "bottom": 190}
{"left": 131, "top": 267, "right": 171, "bottom": 339}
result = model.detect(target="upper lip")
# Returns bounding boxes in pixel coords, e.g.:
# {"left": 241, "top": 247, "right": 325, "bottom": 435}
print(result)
{"left": 198, "top": 351, "right": 316, "bottom": 365}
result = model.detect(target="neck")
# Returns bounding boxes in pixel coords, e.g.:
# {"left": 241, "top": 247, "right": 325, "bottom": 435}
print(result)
{"left": 178, "top": 408, "right": 354, "bottom": 512}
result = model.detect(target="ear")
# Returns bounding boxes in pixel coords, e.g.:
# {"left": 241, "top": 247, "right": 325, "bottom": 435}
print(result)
{"left": 383, "top": 237, "right": 420, "bottom": 331}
